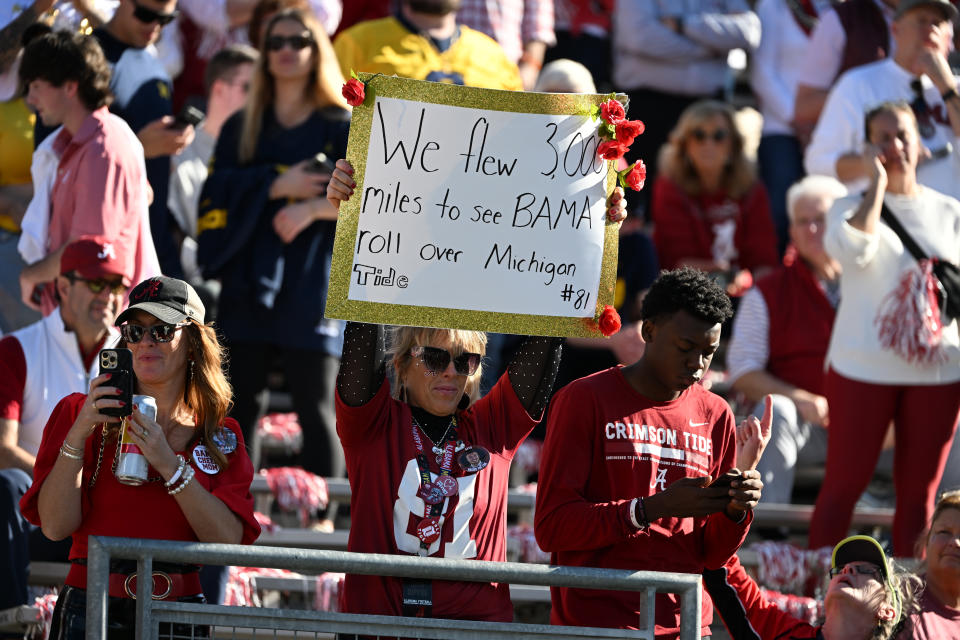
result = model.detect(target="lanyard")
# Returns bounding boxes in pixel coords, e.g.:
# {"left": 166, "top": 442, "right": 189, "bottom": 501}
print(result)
{"left": 410, "top": 417, "right": 459, "bottom": 552}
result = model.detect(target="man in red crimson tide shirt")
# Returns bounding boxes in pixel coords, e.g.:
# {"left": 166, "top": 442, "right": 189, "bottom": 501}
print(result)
{"left": 0, "top": 236, "right": 129, "bottom": 611}
{"left": 535, "top": 267, "right": 763, "bottom": 639}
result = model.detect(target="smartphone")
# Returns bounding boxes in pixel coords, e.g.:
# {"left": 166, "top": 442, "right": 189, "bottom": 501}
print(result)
{"left": 170, "top": 105, "right": 205, "bottom": 129}
{"left": 711, "top": 472, "right": 739, "bottom": 490}
{"left": 98, "top": 348, "right": 134, "bottom": 417}
{"left": 305, "top": 152, "right": 336, "bottom": 174}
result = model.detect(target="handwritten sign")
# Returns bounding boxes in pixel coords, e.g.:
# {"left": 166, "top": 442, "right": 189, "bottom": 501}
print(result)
{"left": 326, "top": 75, "right": 622, "bottom": 337}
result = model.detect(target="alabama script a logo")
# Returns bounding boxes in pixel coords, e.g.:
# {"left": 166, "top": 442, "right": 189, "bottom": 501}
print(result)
{"left": 650, "top": 468, "right": 667, "bottom": 491}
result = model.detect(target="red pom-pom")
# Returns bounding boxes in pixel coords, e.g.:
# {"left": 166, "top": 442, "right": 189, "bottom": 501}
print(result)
{"left": 598, "top": 305, "right": 621, "bottom": 336}
{"left": 874, "top": 260, "right": 945, "bottom": 365}
{"left": 342, "top": 78, "right": 365, "bottom": 106}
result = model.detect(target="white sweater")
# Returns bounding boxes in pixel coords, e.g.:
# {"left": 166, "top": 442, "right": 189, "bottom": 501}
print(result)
{"left": 825, "top": 188, "right": 960, "bottom": 384}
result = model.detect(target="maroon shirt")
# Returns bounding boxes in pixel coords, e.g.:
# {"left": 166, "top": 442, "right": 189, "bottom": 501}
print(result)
{"left": 901, "top": 590, "right": 960, "bottom": 640}
{"left": 335, "top": 374, "right": 536, "bottom": 621}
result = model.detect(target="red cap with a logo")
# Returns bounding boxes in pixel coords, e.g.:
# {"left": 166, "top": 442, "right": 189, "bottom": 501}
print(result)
{"left": 59, "top": 236, "right": 131, "bottom": 285}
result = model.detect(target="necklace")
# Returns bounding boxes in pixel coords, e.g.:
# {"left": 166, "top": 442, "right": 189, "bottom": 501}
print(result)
{"left": 111, "top": 418, "right": 164, "bottom": 483}
{"left": 412, "top": 415, "right": 453, "bottom": 456}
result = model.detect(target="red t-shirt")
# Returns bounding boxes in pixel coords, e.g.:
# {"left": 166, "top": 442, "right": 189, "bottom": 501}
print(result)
{"left": 535, "top": 367, "right": 751, "bottom": 638}
{"left": 334, "top": 374, "right": 536, "bottom": 621}
{"left": 20, "top": 393, "right": 260, "bottom": 586}
{"left": 0, "top": 336, "right": 26, "bottom": 420}
{"left": 651, "top": 176, "right": 779, "bottom": 273}
{"left": 901, "top": 589, "right": 960, "bottom": 639}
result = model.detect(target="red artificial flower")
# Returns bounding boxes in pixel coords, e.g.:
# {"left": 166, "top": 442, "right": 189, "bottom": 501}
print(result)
{"left": 615, "top": 119, "right": 645, "bottom": 146}
{"left": 598, "top": 140, "right": 628, "bottom": 160}
{"left": 598, "top": 305, "right": 621, "bottom": 336}
{"left": 600, "top": 99, "right": 625, "bottom": 125}
{"left": 342, "top": 78, "right": 365, "bottom": 106}
{"left": 624, "top": 160, "right": 647, "bottom": 191}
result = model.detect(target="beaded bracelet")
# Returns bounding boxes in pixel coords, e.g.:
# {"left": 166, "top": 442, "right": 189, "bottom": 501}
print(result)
{"left": 167, "top": 466, "right": 195, "bottom": 496}
{"left": 59, "top": 445, "right": 83, "bottom": 461}
{"left": 164, "top": 455, "right": 187, "bottom": 488}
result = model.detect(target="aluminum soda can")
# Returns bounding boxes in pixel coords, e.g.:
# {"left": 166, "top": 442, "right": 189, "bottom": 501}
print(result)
{"left": 115, "top": 395, "right": 156, "bottom": 485}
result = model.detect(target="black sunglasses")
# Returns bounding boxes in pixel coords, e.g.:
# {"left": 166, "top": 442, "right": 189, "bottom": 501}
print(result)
{"left": 829, "top": 564, "right": 882, "bottom": 579}
{"left": 132, "top": 1, "right": 179, "bottom": 26}
{"left": 411, "top": 346, "right": 481, "bottom": 376}
{"left": 691, "top": 128, "right": 730, "bottom": 143}
{"left": 121, "top": 322, "right": 189, "bottom": 344}
{"left": 265, "top": 34, "right": 314, "bottom": 51}
{"left": 65, "top": 274, "right": 127, "bottom": 295}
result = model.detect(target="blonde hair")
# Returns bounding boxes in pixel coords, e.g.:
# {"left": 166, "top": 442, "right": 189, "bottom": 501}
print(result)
{"left": 239, "top": 8, "right": 349, "bottom": 163}
{"left": 914, "top": 489, "right": 960, "bottom": 561}
{"left": 388, "top": 327, "right": 487, "bottom": 409}
{"left": 658, "top": 100, "right": 756, "bottom": 199}
{"left": 113, "top": 320, "right": 234, "bottom": 470}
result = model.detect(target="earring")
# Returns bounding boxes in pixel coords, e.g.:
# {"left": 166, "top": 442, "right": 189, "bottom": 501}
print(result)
{"left": 188, "top": 359, "right": 195, "bottom": 380}
{"left": 457, "top": 392, "right": 470, "bottom": 411}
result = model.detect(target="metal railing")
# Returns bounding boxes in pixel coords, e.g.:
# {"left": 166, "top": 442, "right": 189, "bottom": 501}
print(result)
{"left": 86, "top": 536, "right": 702, "bottom": 640}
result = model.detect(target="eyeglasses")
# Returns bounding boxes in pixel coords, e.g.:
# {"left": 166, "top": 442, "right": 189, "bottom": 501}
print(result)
{"left": 265, "top": 34, "right": 313, "bottom": 52}
{"left": 65, "top": 274, "right": 127, "bottom": 295}
{"left": 691, "top": 128, "right": 730, "bottom": 143}
{"left": 131, "top": 1, "right": 179, "bottom": 26}
{"left": 121, "top": 322, "right": 189, "bottom": 344}
{"left": 411, "top": 346, "right": 481, "bottom": 376}
{"left": 829, "top": 563, "right": 883, "bottom": 580}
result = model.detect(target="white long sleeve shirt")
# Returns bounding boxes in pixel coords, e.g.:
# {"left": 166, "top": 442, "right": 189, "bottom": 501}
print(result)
{"left": 824, "top": 189, "right": 960, "bottom": 384}
{"left": 613, "top": 0, "right": 761, "bottom": 95}
{"left": 750, "top": 0, "right": 834, "bottom": 135}
{"left": 804, "top": 58, "right": 960, "bottom": 199}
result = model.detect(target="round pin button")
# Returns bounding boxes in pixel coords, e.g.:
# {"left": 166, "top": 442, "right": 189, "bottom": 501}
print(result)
{"left": 436, "top": 475, "right": 458, "bottom": 497}
{"left": 416, "top": 518, "right": 442, "bottom": 544}
{"left": 417, "top": 482, "right": 445, "bottom": 505}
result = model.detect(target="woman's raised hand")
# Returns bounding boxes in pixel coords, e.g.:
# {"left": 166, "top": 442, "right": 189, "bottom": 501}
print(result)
{"left": 269, "top": 160, "right": 330, "bottom": 201}
{"left": 66, "top": 374, "right": 123, "bottom": 447}
{"left": 326, "top": 159, "right": 355, "bottom": 210}
{"left": 607, "top": 186, "right": 627, "bottom": 223}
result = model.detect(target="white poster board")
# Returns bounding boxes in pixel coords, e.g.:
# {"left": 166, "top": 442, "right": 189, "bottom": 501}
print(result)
{"left": 327, "top": 75, "right": 622, "bottom": 337}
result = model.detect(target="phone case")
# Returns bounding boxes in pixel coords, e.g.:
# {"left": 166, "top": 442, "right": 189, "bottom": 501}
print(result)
{"left": 98, "top": 348, "right": 134, "bottom": 417}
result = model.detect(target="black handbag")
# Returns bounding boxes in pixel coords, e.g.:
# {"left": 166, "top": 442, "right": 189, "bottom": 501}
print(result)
{"left": 880, "top": 203, "right": 960, "bottom": 320}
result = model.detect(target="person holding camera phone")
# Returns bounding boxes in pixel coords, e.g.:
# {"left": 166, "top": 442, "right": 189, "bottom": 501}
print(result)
{"left": 20, "top": 275, "right": 260, "bottom": 639}
{"left": 197, "top": 9, "right": 350, "bottom": 519}
{"left": 325, "top": 161, "right": 627, "bottom": 622}
{"left": 808, "top": 101, "right": 960, "bottom": 558}
{"left": 0, "top": 237, "right": 129, "bottom": 612}
{"left": 533, "top": 267, "right": 764, "bottom": 638}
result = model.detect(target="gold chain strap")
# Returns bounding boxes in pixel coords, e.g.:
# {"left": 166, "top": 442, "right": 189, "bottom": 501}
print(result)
{"left": 88, "top": 423, "right": 106, "bottom": 488}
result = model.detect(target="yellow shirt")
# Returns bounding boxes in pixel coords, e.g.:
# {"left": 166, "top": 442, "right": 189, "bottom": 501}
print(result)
{"left": 0, "top": 98, "right": 34, "bottom": 232}
{"left": 334, "top": 17, "right": 522, "bottom": 91}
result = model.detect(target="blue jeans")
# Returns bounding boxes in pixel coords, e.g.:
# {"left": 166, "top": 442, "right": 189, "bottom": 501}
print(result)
{"left": 757, "top": 134, "right": 805, "bottom": 256}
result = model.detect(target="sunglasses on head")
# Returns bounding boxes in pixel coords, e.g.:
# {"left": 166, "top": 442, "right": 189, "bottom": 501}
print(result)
{"left": 265, "top": 34, "right": 313, "bottom": 51}
{"left": 411, "top": 346, "right": 481, "bottom": 376}
{"left": 121, "top": 322, "right": 189, "bottom": 344}
{"left": 65, "top": 274, "right": 127, "bottom": 295}
{"left": 828, "top": 563, "right": 882, "bottom": 579}
{"left": 691, "top": 128, "right": 730, "bottom": 143}
{"left": 132, "top": 1, "right": 178, "bottom": 26}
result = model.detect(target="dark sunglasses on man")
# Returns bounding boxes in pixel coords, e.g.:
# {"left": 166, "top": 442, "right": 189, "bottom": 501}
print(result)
{"left": 132, "top": 0, "right": 179, "bottom": 26}
{"left": 411, "top": 346, "right": 481, "bottom": 376}
{"left": 121, "top": 322, "right": 189, "bottom": 344}
{"left": 64, "top": 274, "right": 127, "bottom": 296}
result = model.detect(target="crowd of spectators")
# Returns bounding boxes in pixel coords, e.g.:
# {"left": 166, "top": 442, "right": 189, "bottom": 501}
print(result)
{"left": 0, "top": 0, "right": 959, "bottom": 637}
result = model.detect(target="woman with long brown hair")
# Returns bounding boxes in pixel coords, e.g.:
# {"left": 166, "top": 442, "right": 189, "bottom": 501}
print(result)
{"left": 21, "top": 276, "right": 259, "bottom": 638}
{"left": 196, "top": 7, "right": 350, "bottom": 509}
{"left": 651, "top": 100, "right": 779, "bottom": 295}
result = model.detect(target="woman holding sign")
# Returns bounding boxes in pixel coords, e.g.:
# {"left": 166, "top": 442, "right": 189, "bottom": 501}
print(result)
{"left": 196, "top": 7, "right": 349, "bottom": 514}
{"left": 328, "top": 161, "right": 626, "bottom": 622}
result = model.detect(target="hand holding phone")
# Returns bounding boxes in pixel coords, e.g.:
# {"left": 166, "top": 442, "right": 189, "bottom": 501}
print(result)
{"left": 170, "top": 105, "right": 205, "bottom": 130}
{"left": 98, "top": 348, "right": 134, "bottom": 417}
{"left": 305, "top": 152, "right": 335, "bottom": 174}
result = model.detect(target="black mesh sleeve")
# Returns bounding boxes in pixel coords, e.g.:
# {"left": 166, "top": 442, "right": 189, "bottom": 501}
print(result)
{"left": 336, "top": 321, "right": 387, "bottom": 407}
{"left": 506, "top": 336, "right": 563, "bottom": 417}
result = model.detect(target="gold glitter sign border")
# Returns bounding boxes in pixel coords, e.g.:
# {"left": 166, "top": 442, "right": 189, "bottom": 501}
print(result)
{"left": 326, "top": 74, "right": 624, "bottom": 337}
